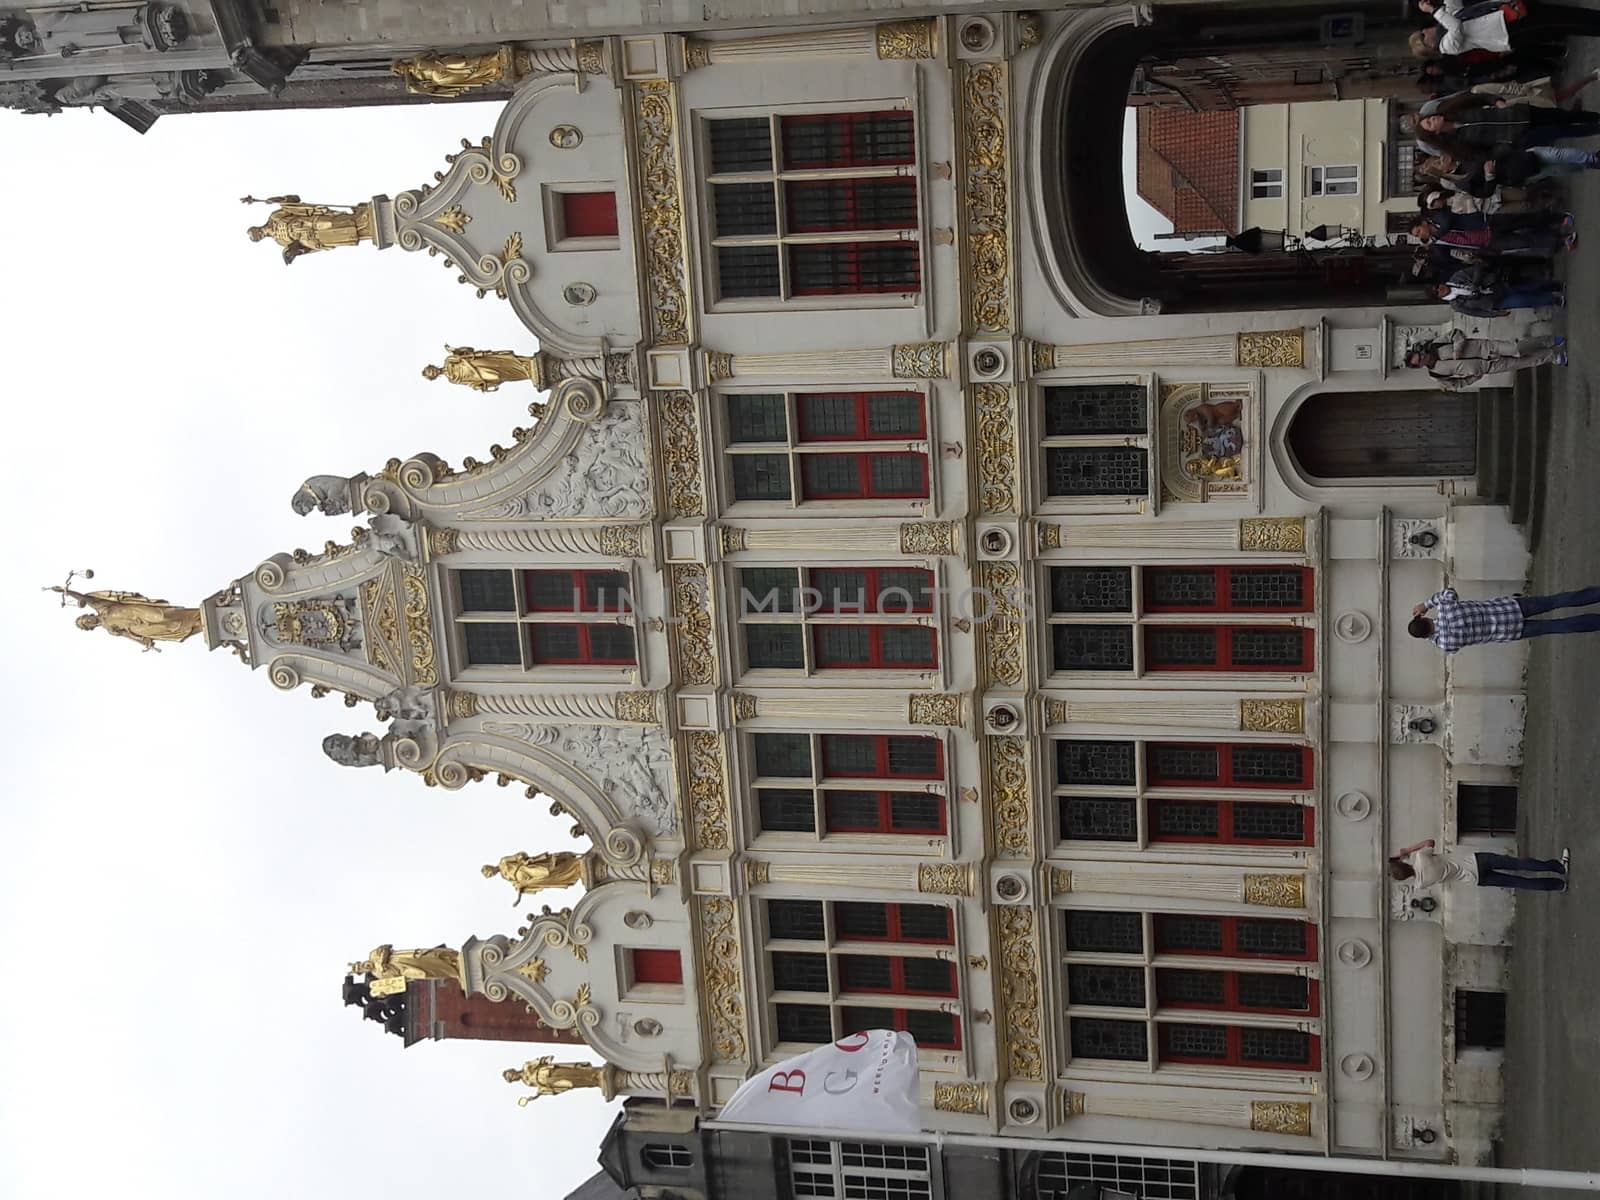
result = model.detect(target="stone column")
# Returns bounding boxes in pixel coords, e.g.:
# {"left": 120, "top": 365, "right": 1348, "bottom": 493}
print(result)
{"left": 745, "top": 858, "right": 924, "bottom": 892}
{"left": 1037, "top": 517, "right": 1308, "bottom": 557}
{"left": 1044, "top": 697, "right": 1307, "bottom": 736}
{"left": 683, "top": 19, "right": 937, "bottom": 69}
{"left": 734, "top": 690, "right": 957, "bottom": 726}
{"left": 429, "top": 525, "right": 646, "bottom": 559}
{"left": 1030, "top": 329, "right": 1306, "bottom": 371}
{"left": 705, "top": 343, "right": 949, "bottom": 384}
{"left": 1053, "top": 867, "right": 1309, "bottom": 909}
{"left": 718, "top": 521, "right": 957, "bottom": 558}
{"left": 1066, "top": 1091, "right": 1312, "bottom": 1136}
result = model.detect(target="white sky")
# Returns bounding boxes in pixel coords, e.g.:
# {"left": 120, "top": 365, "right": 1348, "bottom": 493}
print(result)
{"left": 0, "top": 97, "right": 1167, "bottom": 1200}
{"left": 0, "top": 102, "right": 617, "bottom": 1200}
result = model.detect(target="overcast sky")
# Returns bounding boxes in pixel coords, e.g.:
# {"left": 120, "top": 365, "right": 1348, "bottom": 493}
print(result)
{"left": 0, "top": 96, "right": 1165, "bottom": 1200}
{"left": 0, "top": 100, "right": 618, "bottom": 1200}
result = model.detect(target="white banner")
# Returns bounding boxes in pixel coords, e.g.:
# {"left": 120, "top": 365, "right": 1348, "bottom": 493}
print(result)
{"left": 717, "top": 1030, "right": 921, "bottom": 1132}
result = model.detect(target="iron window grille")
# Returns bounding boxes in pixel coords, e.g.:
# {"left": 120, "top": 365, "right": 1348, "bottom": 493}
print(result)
{"left": 704, "top": 110, "right": 921, "bottom": 305}
{"left": 452, "top": 568, "right": 636, "bottom": 670}
{"left": 750, "top": 731, "right": 947, "bottom": 842}
{"left": 1053, "top": 738, "right": 1314, "bottom": 850}
{"left": 765, "top": 899, "right": 961, "bottom": 1054}
{"left": 722, "top": 390, "right": 929, "bottom": 508}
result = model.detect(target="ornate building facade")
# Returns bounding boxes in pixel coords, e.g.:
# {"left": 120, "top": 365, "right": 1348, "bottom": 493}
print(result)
{"left": 56, "top": 4, "right": 1530, "bottom": 1195}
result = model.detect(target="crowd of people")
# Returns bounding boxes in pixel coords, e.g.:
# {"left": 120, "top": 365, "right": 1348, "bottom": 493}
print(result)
{"left": 1400, "top": 0, "right": 1600, "bottom": 385}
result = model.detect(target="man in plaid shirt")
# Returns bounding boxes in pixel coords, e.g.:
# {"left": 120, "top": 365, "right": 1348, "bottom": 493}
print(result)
{"left": 1410, "top": 585, "right": 1600, "bottom": 650}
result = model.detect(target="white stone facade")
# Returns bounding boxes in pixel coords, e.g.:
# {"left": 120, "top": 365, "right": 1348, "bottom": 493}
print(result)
{"left": 186, "top": 1, "right": 1524, "bottom": 1170}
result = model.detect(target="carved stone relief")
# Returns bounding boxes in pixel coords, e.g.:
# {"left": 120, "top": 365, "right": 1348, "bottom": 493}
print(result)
{"left": 481, "top": 722, "right": 678, "bottom": 835}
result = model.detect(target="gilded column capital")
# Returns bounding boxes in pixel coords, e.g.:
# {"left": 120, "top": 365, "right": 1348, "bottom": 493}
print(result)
{"left": 704, "top": 350, "right": 735, "bottom": 383}
{"left": 909, "top": 692, "right": 965, "bottom": 727}
{"left": 599, "top": 525, "right": 645, "bottom": 558}
{"left": 1243, "top": 873, "right": 1307, "bottom": 909}
{"left": 1044, "top": 700, "right": 1068, "bottom": 726}
{"left": 876, "top": 18, "right": 938, "bottom": 59}
{"left": 1064, "top": 1090, "right": 1086, "bottom": 1116}
{"left": 1051, "top": 868, "right": 1073, "bottom": 894}
{"left": 917, "top": 862, "right": 974, "bottom": 897}
{"left": 1239, "top": 516, "right": 1306, "bottom": 553}
{"left": 1240, "top": 698, "right": 1305, "bottom": 734}
{"left": 900, "top": 521, "right": 958, "bottom": 556}
{"left": 1250, "top": 1100, "right": 1313, "bottom": 1136}
{"left": 744, "top": 859, "right": 771, "bottom": 887}
{"left": 445, "top": 689, "right": 479, "bottom": 720}
{"left": 719, "top": 526, "right": 749, "bottom": 554}
{"left": 731, "top": 692, "right": 758, "bottom": 722}
{"left": 1236, "top": 328, "right": 1305, "bottom": 369}
{"left": 932, "top": 1081, "right": 990, "bottom": 1115}
{"left": 613, "top": 691, "right": 663, "bottom": 725}
{"left": 1017, "top": 12, "right": 1043, "bottom": 50}
{"left": 683, "top": 39, "right": 713, "bottom": 70}
{"left": 428, "top": 527, "right": 461, "bottom": 557}
{"left": 891, "top": 341, "right": 951, "bottom": 379}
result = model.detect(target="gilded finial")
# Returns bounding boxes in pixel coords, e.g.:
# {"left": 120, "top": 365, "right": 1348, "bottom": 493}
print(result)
{"left": 482, "top": 852, "right": 585, "bottom": 904}
{"left": 424, "top": 346, "right": 544, "bottom": 393}
{"left": 49, "top": 569, "right": 202, "bottom": 653}
{"left": 245, "top": 195, "right": 376, "bottom": 265}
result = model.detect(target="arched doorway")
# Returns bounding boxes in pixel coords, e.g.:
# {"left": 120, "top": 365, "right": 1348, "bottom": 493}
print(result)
{"left": 1028, "top": 3, "right": 1429, "bottom": 317}
{"left": 1286, "top": 389, "right": 1481, "bottom": 482}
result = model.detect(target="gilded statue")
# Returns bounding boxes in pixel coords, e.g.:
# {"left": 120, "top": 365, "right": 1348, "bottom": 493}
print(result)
{"left": 503, "top": 1057, "right": 608, "bottom": 1105}
{"left": 50, "top": 575, "right": 202, "bottom": 652}
{"left": 1184, "top": 455, "right": 1242, "bottom": 480}
{"left": 349, "top": 944, "right": 464, "bottom": 997}
{"left": 422, "top": 346, "right": 544, "bottom": 393}
{"left": 482, "top": 851, "right": 585, "bottom": 903}
{"left": 390, "top": 47, "right": 527, "bottom": 97}
{"left": 243, "top": 195, "right": 376, "bottom": 265}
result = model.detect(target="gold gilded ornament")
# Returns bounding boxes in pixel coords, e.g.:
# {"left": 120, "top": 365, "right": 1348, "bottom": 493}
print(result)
{"left": 699, "top": 897, "right": 749, "bottom": 1061}
{"left": 876, "top": 19, "right": 938, "bottom": 59}
{"left": 909, "top": 693, "right": 964, "bottom": 727}
{"left": 917, "top": 863, "right": 972, "bottom": 896}
{"left": 962, "top": 62, "right": 1011, "bottom": 334}
{"left": 990, "top": 735, "right": 1031, "bottom": 858}
{"left": 243, "top": 195, "right": 374, "bottom": 265}
{"left": 636, "top": 82, "right": 691, "bottom": 346}
{"left": 900, "top": 522, "right": 957, "bottom": 557}
{"left": 1250, "top": 1100, "right": 1313, "bottom": 1136}
{"left": 933, "top": 1081, "right": 990, "bottom": 1115}
{"left": 659, "top": 391, "right": 706, "bottom": 519}
{"left": 1241, "top": 698, "right": 1305, "bottom": 734}
{"left": 1236, "top": 329, "right": 1305, "bottom": 369}
{"left": 998, "top": 906, "right": 1043, "bottom": 1080}
{"left": 1243, "top": 873, "right": 1307, "bottom": 909}
{"left": 423, "top": 346, "right": 543, "bottom": 392}
{"left": 503, "top": 1057, "right": 608, "bottom": 1104}
{"left": 976, "top": 384, "right": 1018, "bottom": 515}
{"left": 613, "top": 690, "right": 661, "bottom": 724}
{"left": 391, "top": 47, "right": 521, "bottom": 97}
{"left": 671, "top": 564, "right": 716, "bottom": 687}
{"left": 350, "top": 944, "right": 464, "bottom": 996}
{"left": 482, "top": 852, "right": 586, "bottom": 901}
{"left": 892, "top": 342, "right": 950, "bottom": 379}
{"left": 1240, "top": 517, "right": 1306, "bottom": 553}
{"left": 687, "top": 730, "right": 731, "bottom": 851}
{"left": 51, "top": 578, "right": 202, "bottom": 653}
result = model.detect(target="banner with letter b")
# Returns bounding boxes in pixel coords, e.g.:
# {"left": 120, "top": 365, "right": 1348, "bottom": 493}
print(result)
{"left": 717, "top": 1029, "right": 921, "bottom": 1132}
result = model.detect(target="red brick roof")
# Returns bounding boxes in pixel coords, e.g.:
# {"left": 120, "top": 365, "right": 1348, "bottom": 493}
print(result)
{"left": 1136, "top": 107, "right": 1241, "bottom": 235}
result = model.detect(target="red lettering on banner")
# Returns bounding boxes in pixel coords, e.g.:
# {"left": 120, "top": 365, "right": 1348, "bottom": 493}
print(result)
{"left": 833, "top": 1032, "right": 871, "bottom": 1053}
{"left": 768, "top": 1070, "right": 807, "bottom": 1095}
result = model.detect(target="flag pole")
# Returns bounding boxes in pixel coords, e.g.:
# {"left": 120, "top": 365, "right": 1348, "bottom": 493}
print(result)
{"left": 700, "top": 1119, "right": 1600, "bottom": 1192}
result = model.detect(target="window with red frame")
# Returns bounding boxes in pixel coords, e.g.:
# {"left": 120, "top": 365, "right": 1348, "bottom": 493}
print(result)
{"left": 765, "top": 899, "right": 958, "bottom": 1051}
{"left": 1148, "top": 798, "right": 1311, "bottom": 846}
{"left": 1145, "top": 742, "right": 1312, "bottom": 789}
{"left": 559, "top": 190, "right": 619, "bottom": 240}
{"left": 629, "top": 949, "right": 684, "bottom": 986}
{"left": 1155, "top": 968, "right": 1317, "bottom": 1016}
{"left": 1153, "top": 914, "right": 1316, "bottom": 961}
{"left": 751, "top": 732, "right": 946, "bottom": 838}
{"left": 1142, "top": 566, "right": 1313, "bottom": 613}
{"left": 1158, "top": 1023, "right": 1319, "bottom": 1070}
{"left": 739, "top": 566, "right": 938, "bottom": 673}
{"left": 705, "top": 111, "right": 920, "bottom": 302}
{"left": 453, "top": 569, "right": 636, "bottom": 669}
{"left": 724, "top": 391, "right": 928, "bottom": 505}
{"left": 1143, "top": 625, "right": 1313, "bottom": 672}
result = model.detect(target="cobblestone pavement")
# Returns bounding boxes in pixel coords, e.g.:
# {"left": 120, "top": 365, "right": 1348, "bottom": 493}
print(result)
{"left": 1496, "top": 33, "right": 1600, "bottom": 1200}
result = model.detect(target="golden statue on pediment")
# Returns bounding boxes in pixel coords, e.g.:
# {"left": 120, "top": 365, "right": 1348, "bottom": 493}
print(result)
{"left": 50, "top": 572, "right": 202, "bottom": 652}
{"left": 391, "top": 47, "right": 527, "bottom": 97}
{"left": 482, "top": 851, "right": 585, "bottom": 903}
{"left": 423, "top": 346, "right": 544, "bottom": 393}
{"left": 503, "top": 1057, "right": 608, "bottom": 1104}
{"left": 244, "top": 195, "right": 375, "bottom": 264}
{"left": 349, "top": 944, "right": 464, "bottom": 997}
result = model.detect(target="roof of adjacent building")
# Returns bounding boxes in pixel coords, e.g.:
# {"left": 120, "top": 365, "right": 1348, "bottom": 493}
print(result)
{"left": 1135, "top": 106, "right": 1241, "bottom": 235}
{"left": 564, "top": 1170, "right": 634, "bottom": 1200}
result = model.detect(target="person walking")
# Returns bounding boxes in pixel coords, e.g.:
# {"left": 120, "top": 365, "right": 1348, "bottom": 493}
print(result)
{"left": 1390, "top": 838, "right": 1569, "bottom": 893}
{"left": 1434, "top": 262, "right": 1563, "bottom": 313}
{"left": 1412, "top": 1, "right": 1600, "bottom": 58}
{"left": 1405, "top": 331, "right": 1566, "bottom": 384}
{"left": 1409, "top": 584, "right": 1600, "bottom": 648}
{"left": 1417, "top": 98, "right": 1600, "bottom": 158}
{"left": 1410, "top": 214, "right": 1573, "bottom": 256}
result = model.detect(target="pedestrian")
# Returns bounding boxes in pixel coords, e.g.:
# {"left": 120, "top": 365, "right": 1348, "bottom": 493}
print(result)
{"left": 1417, "top": 99, "right": 1600, "bottom": 159}
{"left": 1411, "top": 1, "right": 1600, "bottom": 58}
{"left": 1417, "top": 205, "right": 1572, "bottom": 238}
{"left": 1435, "top": 147, "right": 1600, "bottom": 198}
{"left": 1406, "top": 332, "right": 1565, "bottom": 384}
{"left": 1409, "top": 584, "right": 1600, "bottom": 649}
{"left": 1389, "top": 838, "right": 1569, "bottom": 893}
{"left": 1432, "top": 269, "right": 1563, "bottom": 314}
{"left": 1410, "top": 215, "right": 1573, "bottom": 256}
{"left": 1418, "top": 54, "right": 1567, "bottom": 97}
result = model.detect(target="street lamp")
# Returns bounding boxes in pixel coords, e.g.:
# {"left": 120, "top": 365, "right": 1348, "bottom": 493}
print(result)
{"left": 1225, "top": 226, "right": 1288, "bottom": 254}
